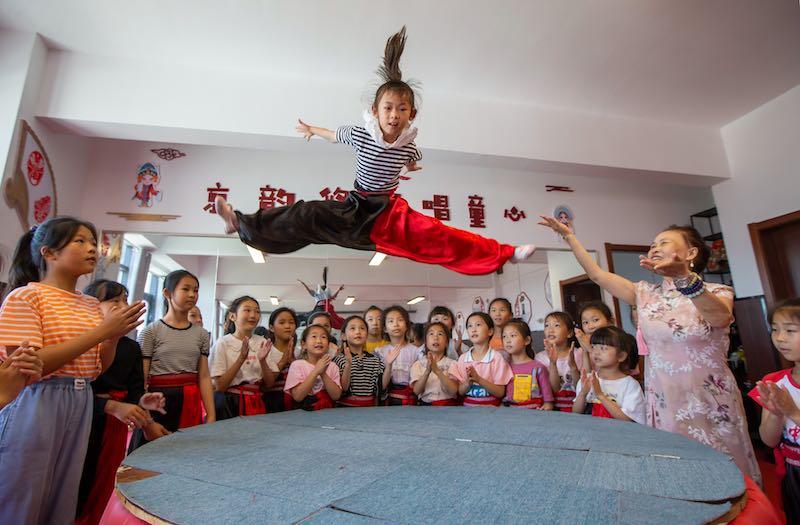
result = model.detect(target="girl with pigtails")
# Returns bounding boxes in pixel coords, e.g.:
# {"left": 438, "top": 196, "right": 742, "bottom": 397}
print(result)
{"left": 215, "top": 26, "right": 536, "bottom": 276}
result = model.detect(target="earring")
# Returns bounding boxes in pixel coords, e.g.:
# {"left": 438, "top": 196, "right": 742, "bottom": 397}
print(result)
{"left": 690, "top": 261, "right": 694, "bottom": 269}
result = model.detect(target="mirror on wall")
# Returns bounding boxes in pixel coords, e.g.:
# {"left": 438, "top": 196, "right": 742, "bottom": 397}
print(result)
{"left": 96, "top": 232, "right": 600, "bottom": 346}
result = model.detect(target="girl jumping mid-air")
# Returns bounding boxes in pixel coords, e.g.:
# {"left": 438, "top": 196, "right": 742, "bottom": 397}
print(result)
{"left": 215, "top": 27, "right": 534, "bottom": 276}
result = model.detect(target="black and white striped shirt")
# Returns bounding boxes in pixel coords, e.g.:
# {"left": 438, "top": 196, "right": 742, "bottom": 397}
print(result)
{"left": 336, "top": 125, "right": 422, "bottom": 192}
{"left": 139, "top": 320, "right": 210, "bottom": 376}
{"left": 333, "top": 352, "right": 385, "bottom": 397}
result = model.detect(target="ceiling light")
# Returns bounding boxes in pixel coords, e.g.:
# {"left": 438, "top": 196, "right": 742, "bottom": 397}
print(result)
{"left": 407, "top": 296, "right": 426, "bottom": 305}
{"left": 247, "top": 246, "right": 265, "bottom": 263}
{"left": 344, "top": 296, "right": 355, "bottom": 306}
{"left": 369, "top": 252, "right": 386, "bottom": 266}
{"left": 269, "top": 296, "right": 279, "bottom": 306}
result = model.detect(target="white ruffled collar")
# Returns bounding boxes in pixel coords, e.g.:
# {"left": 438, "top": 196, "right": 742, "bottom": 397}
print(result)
{"left": 362, "top": 109, "right": 418, "bottom": 149}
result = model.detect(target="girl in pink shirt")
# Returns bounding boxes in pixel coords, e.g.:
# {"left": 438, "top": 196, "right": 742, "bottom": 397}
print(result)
{"left": 284, "top": 325, "right": 341, "bottom": 411}
{"left": 449, "top": 312, "right": 513, "bottom": 407}
{"left": 502, "top": 320, "right": 554, "bottom": 410}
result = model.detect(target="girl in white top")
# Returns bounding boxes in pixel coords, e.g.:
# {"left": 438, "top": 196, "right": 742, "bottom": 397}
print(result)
{"left": 376, "top": 306, "right": 420, "bottom": 405}
{"left": 573, "top": 326, "right": 645, "bottom": 424}
{"left": 410, "top": 322, "right": 459, "bottom": 406}
{"left": 210, "top": 296, "right": 277, "bottom": 419}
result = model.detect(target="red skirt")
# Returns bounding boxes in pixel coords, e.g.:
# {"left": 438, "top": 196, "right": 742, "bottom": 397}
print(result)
{"left": 76, "top": 390, "right": 129, "bottom": 525}
{"left": 463, "top": 396, "right": 502, "bottom": 407}
{"left": 227, "top": 383, "right": 267, "bottom": 416}
{"left": 338, "top": 395, "right": 376, "bottom": 407}
{"left": 555, "top": 389, "right": 576, "bottom": 412}
{"left": 149, "top": 373, "right": 203, "bottom": 428}
{"left": 285, "top": 389, "right": 336, "bottom": 411}
{"left": 504, "top": 397, "right": 544, "bottom": 409}
{"left": 591, "top": 402, "right": 614, "bottom": 419}
{"left": 387, "top": 384, "right": 417, "bottom": 406}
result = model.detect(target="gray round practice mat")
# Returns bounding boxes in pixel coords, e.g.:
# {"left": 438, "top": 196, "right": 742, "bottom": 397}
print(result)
{"left": 117, "top": 407, "right": 745, "bottom": 524}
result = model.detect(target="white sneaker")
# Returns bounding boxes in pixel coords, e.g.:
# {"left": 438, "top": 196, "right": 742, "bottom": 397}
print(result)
{"left": 510, "top": 244, "right": 536, "bottom": 263}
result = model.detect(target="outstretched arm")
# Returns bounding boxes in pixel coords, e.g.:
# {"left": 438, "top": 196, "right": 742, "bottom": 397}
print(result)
{"left": 539, "top": 216, "right": 636, "bottom": 305}
{"left": 331, "top": 285, "right": 345, "bottom": 300}
{"left": 296, "top": 119, "right": 336, "bottom": 143}
{"left": 297, "top": 279, "right": 315, "bottom": 297}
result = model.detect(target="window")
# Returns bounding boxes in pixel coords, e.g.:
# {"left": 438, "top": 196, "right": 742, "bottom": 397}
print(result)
{"left": 117, "top": 241, "right": 134, "bottom": 290}
{"left": 142, "top": 272, "right": 163, "bottom": 326}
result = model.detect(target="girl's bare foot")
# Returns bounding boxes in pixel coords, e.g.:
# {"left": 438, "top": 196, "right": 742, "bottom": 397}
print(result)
{"left": 215, "top": 196, "right": 239, "bottom": 234}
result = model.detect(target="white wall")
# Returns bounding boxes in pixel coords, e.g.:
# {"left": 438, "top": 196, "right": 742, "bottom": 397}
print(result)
{"left": 78, "top": 138, "right": 714, "bottom": 254}
{"left": 714, "top": 85, "right": 800, "bottom": 298}
{"left": 0, "top": 32, "right": 91, "bottom": 281}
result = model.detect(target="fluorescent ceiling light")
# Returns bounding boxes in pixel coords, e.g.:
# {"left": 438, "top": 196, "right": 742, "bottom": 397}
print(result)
{"left": 407, "top": 296, "right": 426, "bottom": 305}
{"left": 344, "top": 296, "right": 355, "bottom": 306}
{"left": 269, "top": 296, "right": 280, "bottom": 306}
{"left": 247, "top": 246, "right": 266, "bottom": 263}
{"left": 368, "top": 252, "right": 386, "bottom": 266}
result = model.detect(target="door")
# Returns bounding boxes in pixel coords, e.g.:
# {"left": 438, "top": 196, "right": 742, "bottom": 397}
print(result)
{"left": 749, "top": 209, "right": 800, "bottom": 305}
{"left": 559, "top": 275, "right": 603, "bottom": 326}
{"left": 749, "top": 209, "right": 800, "bottom": 370}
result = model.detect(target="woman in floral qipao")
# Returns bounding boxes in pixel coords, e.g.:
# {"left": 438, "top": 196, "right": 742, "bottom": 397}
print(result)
{"left": 538, "top": 216, "right": 760, "bottom": 485}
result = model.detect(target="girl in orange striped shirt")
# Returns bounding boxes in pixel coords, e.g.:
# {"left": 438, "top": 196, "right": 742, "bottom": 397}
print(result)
{"left": 0, "top": 217, "right": 144, "bottom": 525}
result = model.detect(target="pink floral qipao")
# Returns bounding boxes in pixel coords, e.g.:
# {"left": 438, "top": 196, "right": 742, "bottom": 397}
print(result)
{"left": 636, "top": 279, "right": 761, "bottom": 484}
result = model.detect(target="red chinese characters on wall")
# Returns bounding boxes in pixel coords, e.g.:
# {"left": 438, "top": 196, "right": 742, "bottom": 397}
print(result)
{"left": 259, "top": 185, "right": 296, "bottom": 210}
{"left": 320, "top": 187, "right": 349, "bottom": 202}
{"left": 467, "top": 195, "right": 486, "bottom": 228}
{"left": 204, "top": 182, "right": 229, "bottom": 214}
{"left": 422, "top": 194, "right": 451, "bottom": 221}
{"left": 504, "top": 207, "right": 527, "bottom": 222}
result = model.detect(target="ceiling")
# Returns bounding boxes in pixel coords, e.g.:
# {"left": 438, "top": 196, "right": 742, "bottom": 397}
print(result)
{"left": 2, "top": 0, "right": 799, "bottom": 127}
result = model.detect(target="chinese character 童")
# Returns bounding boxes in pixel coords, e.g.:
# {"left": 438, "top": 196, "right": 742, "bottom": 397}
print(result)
{"left": 422, "top": 194, "right": 451, "bottom": 221}
{"left": 467, "top": 195, "right": 486, "bottom": 228}
{"left": 203, "top": 182, "right": 229, "bottom": 214}
{"left": 259, "top": 185, "right": 296, "bottom": 210}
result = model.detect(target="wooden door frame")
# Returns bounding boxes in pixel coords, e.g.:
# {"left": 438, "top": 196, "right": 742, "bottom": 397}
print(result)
{"left": 604, "top": 243, "right": 650, "bottom": 326}
{"left": 749, "top": 209, "right": 800, "bottom": 307}
{"left": 559, "top": 273, "right": 593, "bottom": 311}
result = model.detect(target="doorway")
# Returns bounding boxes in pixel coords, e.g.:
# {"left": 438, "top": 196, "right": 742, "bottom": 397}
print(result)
{"left": 559, "top": 274, "right": 603, "bottom": 325}
{"left": 749, "top": 209, "right": 800, "bottom": 370}
{"left": 749, "top": 209, "right": 800, "bottom": 306}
